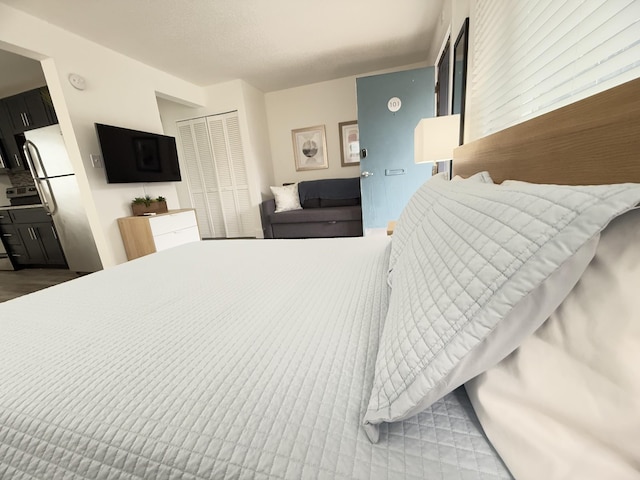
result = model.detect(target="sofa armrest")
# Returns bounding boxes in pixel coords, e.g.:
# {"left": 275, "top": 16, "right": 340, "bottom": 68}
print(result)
{"left": 260, "top": 198, "right": 276, "bottom": 239}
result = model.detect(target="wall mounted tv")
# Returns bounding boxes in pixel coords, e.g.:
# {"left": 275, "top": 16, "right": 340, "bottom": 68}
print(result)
{"left": 95, "top": 123, "right": 182, "bottom": 183}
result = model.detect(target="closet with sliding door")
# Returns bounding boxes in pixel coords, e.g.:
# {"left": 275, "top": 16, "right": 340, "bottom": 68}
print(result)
{"left": 176, "top": 111, "right": 255, "bottom": 238}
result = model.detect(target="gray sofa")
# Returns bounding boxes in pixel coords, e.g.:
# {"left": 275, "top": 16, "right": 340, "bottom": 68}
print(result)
{"left": 260, "top": 178, "right": 363, "bottom": 239}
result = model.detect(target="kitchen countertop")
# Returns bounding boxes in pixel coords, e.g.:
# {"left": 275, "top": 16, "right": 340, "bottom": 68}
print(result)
{"left": 0, "top": 204, "right": 45, "bottom": 211}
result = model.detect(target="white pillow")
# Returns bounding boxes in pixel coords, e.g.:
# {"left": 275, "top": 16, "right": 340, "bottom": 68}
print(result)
{"left": 363, "top": 180, "right": 640, "bottom": 443}
{"left": 270, "top": 183, "right": 302, "bottom": 213}
{"left": 466, "top": 208, "right": 640, "bottom": 480}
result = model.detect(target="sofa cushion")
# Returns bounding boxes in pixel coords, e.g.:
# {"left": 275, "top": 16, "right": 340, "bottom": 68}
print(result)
{"left": 269, "top": 206, "right": 361, "bottom": 224}
{"left": 320, "top": 197, "right": 360, "bottom": 208}
{"left": 272, "top": 220, "right": 362, "bottom": 239}
{"left": 298, "top": 178, "right": 360, "bottom": 203}
{"left": 301, "top": 198, "right": 321, "bottom": 209}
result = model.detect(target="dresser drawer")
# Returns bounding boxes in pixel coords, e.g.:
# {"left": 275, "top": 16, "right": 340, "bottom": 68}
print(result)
{"left": 149, "top": 210, "right": 197, "bottom": 236}
{"left": 118, "top": 209, "right": 201, "bottom": 261}
{"left": 0, "top": 211, "right": 11, "bottom": 225}
{"left": 153, "top": 226, "right": 200, "bottom": 252}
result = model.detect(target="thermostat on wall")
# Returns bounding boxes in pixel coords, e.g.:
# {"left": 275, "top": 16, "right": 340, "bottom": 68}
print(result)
{"left": 387, "top": 97, "right": 402, "bottom": 113}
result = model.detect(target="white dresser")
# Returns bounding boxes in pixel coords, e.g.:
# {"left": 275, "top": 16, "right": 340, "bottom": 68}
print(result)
{"left": 117, "top": 209, "right": 200, "bottom": 261}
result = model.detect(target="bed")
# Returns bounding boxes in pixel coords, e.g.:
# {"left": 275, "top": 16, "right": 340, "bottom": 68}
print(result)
{"left": 1, "top": 77, "right": 639, "bottom": 480}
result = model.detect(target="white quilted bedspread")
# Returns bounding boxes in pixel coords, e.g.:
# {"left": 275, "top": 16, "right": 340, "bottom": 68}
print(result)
{"left": 0, "top": 239, "right": 510, "bottom": 479}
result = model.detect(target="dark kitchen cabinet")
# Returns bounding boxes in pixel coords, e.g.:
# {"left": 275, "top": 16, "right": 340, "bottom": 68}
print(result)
{"left": 3, "top": 87, "right": 57, "bottom": 133}
{"left": 0, "top": 110, "right": 26, "bottom": 170}
{"left": 9, "top": 207, "right": 50, "bottom": 224}
{"left": 0, "top": 224, "right": 32, "bottom": 264}
{"left": 0, "top": 208, "right": 67, "bottom": 267}
{"left": 34, "top": 222, "right": 66, "bottom": 265}
{"left": 15, "top": 224, "right": 45, "bottom": 265}
{"left": 0, "top": 86, "right": 58, "bottom": 171}
{"left": 0, "top": 210, "right": 11, "bottom": 225}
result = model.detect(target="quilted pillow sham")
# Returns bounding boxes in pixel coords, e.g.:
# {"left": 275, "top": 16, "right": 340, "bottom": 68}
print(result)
{"left": 363, "top": 179, "right": 640, "bottom": 443}
{"left": 388, "top": 171, "right": 493, "bottom": 279}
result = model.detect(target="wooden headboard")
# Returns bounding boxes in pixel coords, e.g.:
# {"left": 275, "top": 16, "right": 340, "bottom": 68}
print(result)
{"left": 453, "top": 77, "right": 640, "bottom": 185}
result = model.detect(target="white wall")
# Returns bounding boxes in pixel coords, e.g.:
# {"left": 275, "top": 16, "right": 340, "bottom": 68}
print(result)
{"left": 427, "top": 0, "right": 452, "bottom": 67}
{"left": 265, "top": 76, "right": 359, "bottom": 186}
{"left": 428, "top": 0, "right": 470, "bottom": 138}
{"left": 158, "top": 79, "right": 272, "bottom": 238}
{"left": 428, "top": 0, "right": 469, "bottom": 67}
{"left": 156, "top": 97, "right": 200, "bottom": 213}
{"left": 264, "top": 63, "right": 429, "bottom": 187}
{"left": 240, "top": 81, "right": 275, "bottom": 201}
{"left": 0, "top": 50, "right": 46, "bottom": 98}
{"left": 0, "top": 3, "right": 205, "bottom": 267}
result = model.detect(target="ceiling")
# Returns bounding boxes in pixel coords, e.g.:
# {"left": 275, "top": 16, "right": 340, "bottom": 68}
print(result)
{"left": 0, "top": 0, "right": 444, "bottom": 93}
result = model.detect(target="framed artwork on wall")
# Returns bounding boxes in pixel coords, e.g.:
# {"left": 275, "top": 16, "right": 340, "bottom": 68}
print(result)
{"left": 338, "top": 121, "right": 360, "bottom": 167}
{"left": 291, "top": 125, "right": 328, "bottom": 171}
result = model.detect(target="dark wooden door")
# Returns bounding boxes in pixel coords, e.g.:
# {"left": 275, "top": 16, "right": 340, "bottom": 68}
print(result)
{"left": 15, "top": 224, "right": 45, "bottom": 264}
{"left": 35, "top": 222, "right": 67, "bottom": 266}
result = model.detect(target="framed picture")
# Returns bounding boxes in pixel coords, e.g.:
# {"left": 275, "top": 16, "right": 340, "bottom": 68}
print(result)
{"left": 339, "top": 121, "right": 360, "bottom": 167}
{"left": 291, "top": 125, "right": 328, "bottom": 171}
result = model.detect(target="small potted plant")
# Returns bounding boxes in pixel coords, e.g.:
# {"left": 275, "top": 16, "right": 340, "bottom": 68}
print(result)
{"left": 131, "top": 195, "right": 168, "bottom": 216}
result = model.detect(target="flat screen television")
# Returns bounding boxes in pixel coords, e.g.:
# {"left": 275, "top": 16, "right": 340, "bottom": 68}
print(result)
{"left": 95, "top": 123, "right": 182, "bottom": 183}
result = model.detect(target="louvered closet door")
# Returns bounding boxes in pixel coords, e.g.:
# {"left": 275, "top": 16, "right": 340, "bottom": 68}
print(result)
{"left": 177, "top": 120, "right": 212, "bottom": 237}
{"left": 176, "top": 119, "right": 226, "bottom": 238}
{"left": 207, "top": 112, "right": 253, "bottom": 238}
{"left": 193, "top": 120, "right": 226, "bottom": 237}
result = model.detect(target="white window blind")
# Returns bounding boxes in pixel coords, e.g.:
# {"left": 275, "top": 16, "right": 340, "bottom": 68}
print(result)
{"left": 468, "top": 0, "right": 640, "bottom": 140}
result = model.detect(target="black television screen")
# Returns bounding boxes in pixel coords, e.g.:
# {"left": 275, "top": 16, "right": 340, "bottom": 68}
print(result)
{"left": 95, "top": 123, "right": 182, "bottom": 183}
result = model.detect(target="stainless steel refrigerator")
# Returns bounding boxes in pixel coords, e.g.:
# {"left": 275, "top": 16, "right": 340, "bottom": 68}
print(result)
{"left": 23, "top": 125, "right": 103, "bottom": 272}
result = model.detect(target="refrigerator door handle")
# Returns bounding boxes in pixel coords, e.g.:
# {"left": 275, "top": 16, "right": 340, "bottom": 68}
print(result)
{"left": 41, "top": 177, "right": 58, "bottom": 215}
{"left": 23, "top": 140, "right": 58, "bottom": 216}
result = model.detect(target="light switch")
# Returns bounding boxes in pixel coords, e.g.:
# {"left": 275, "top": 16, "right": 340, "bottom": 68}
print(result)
{"left": 90, "top": 154, "right": 103, "bottom": 168}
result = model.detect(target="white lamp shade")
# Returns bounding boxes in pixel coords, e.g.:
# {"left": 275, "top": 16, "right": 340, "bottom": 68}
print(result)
{"left": 414, "top": 114, "right": 461, "bottom": 164}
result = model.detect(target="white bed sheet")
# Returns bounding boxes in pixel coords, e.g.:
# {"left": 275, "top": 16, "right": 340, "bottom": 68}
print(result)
{"left": 0, "top": 238, "right": 510, "bottom": 479}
